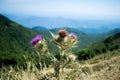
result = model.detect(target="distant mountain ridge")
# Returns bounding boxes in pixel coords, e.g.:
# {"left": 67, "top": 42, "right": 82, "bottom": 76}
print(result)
{"left": 76, "top": 27, "right": 110, "bottom": 34}
{"left": 5, "top": 14, "right": 120, "bottom": 34}
{"left": 105, "top": 28, "right": 120, "bottom": 35}
{"left": 32, "top": 26, "right": 48, "bottom": 31}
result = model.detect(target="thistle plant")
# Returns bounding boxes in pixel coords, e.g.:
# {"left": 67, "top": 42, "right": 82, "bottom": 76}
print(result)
{"left": 30, "top": 35, "right": 48, "bottom": 54}
{"left": 30, "top": 35, "right": 49, "bottom": 70}
{"left": 30, "top": 29, "right": 77, "bottom": 79}
{"left": 51, "top": 29, "right": 77, "bottom": 52}
{"left": 50, "top": 29, "right": 77, "bottom": 78}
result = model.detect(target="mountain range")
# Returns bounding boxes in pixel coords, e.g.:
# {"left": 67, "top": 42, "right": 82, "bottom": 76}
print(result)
{"left": 0, "top": 14, "right": 120, "bottom": 66}
{"left": 4, "top": 14, "right": 120, "bottom": 34}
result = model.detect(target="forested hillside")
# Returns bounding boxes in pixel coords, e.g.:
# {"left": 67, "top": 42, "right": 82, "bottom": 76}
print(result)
{"left": 76, "top": 32, "right": 120, "bottom": 60}
{"left": 0, "top": 14, "right": 38, "bottom": 66}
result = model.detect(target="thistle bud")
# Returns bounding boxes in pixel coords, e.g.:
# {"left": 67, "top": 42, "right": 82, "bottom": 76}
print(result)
{"left": 58, "top": 29, "right": 68, "bottom": 38}
{"left": 52, "top": 29, "right": 78, "bottom": 50}
{"left": 54, "top": 29, "right": 68, "bottom": 43}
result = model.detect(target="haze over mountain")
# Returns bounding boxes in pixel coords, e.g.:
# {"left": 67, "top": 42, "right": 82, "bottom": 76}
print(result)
{"left": 3, "top": 14, "right": 120, "bottom": 34}
{"left": 1, "top": 0, "right": 120, "bottom": 34}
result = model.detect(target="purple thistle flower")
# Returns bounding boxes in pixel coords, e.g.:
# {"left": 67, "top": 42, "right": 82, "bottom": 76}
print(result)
{"left": 69, "top": 33, "right": 77, "bottom": 39}
{"left": 30, "top": 35, "right": 42, "bottom": 46}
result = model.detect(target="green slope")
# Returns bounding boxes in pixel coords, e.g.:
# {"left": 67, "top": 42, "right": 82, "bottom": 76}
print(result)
{"left": 0, "top": 14, "right": 38, "bottom": 66}
{"left": 76, "top": 32, "right": 120, "bottom": 60}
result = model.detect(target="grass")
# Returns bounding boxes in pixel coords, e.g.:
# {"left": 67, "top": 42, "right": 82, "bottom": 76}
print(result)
{"left": 0, "top": 49, "right": 120, "bottom": 80}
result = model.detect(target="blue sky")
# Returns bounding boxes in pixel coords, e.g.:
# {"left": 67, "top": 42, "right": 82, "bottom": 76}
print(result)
{"left": 0, "top": 0, "right": 120, "bottom": 20}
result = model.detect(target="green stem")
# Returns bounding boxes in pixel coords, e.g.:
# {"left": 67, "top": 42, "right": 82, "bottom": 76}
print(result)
{"left": 55, "top": 49, "right": 64, "bottom": 80}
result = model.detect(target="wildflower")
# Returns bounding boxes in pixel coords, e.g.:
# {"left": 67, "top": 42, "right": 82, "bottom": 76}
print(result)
{"left": 49, "top": 29, "right": 78, "bottom": 78}
{"left": 69, "top": 32, "right": 77, "bottom": 39}
{"left": 58, "top": 29, "right": 68, "bottom": 38}
{"left": 56, "top": 29, "right": 68, "bottom": 42}
{"left": 67, "top": 32, "right": 77, "bottom": 47}
{"left": 30, "top": 35, "right": 42, "bottom": 46}
{"left": 30, "top": 35, "right": 48, "bottom": 54}
{"left": 55, "top": 29, "right": 68, "bottom": 43}
{"left": 30, "top": 35, "right": 45, "bottom": 51}
{"left": 51, "top": 29, "right": 78, "bottom": 50}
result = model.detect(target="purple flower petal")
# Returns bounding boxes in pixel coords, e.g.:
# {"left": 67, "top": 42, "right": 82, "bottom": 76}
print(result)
{"left": 69, "top": 33, "right": 77, "bottom": 39}
{"left": 30, "top": 35, "right": 42, "bottom": 46}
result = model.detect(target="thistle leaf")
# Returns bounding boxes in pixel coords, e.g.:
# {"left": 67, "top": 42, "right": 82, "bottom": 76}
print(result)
{"left": 49, "top": 31, "right": 55, "bottom": 38}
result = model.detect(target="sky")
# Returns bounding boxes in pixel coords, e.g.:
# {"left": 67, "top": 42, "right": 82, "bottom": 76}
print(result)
{"left": 0, "top": 0, "right": 120, "bottom": 20}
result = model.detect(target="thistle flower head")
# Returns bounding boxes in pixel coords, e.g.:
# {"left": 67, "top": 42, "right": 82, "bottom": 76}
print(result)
{"left": 58, "top": 29, "right": 68, "bottom": 38}
{"left": 30, "top": 35, "right": 42, "bottom": 46}
{"left": 51, "top": 29, "right": 78, "bottom": 50}
{"left": 30, "top": 35, "right": 48, "bottom": 53}
{"left": 54, "top": 29, "right": 68, "bottom": 43}
{"left": 69, "top": 33, "right": 77, "bottom": 39}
